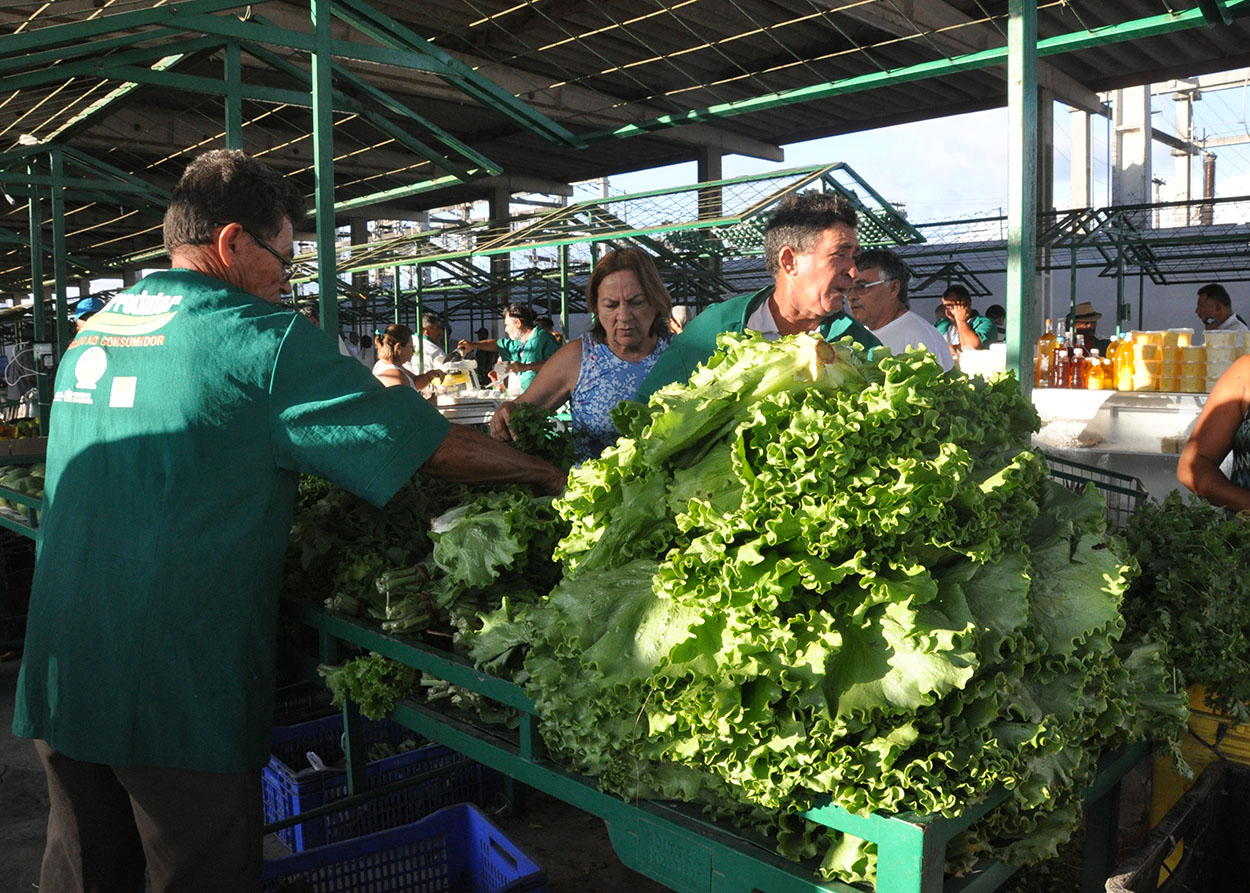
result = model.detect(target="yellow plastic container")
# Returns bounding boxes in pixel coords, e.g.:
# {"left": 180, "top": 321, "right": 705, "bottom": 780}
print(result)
{"left": 1152, "top": 686, "right": 1250, "bottom": 826}
{"left": 1179, "top": 375, "right": 1206, "bottom": 393}
{"left": 1180, "top": 345, "right": 1207, "bottom": 363}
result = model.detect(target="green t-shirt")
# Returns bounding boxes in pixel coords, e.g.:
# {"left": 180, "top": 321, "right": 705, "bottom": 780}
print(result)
{"left": 13, "top": 269, "right": 450, "bottom": 772}
{"left": 497, "top": 327, "right": 560, "bottom": 391}
{"left": 636, "top": 288, "right": 881, "bottom": 401}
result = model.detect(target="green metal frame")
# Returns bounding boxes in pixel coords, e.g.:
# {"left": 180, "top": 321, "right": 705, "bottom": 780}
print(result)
{"left": 0, "top": 0, "right": 587, "bottom": 317}
{"left": 289, "top": 600, "right": 1147, "bottom": 893}
{"left": 290, "top": 162, "right": 921, "bottom": 337}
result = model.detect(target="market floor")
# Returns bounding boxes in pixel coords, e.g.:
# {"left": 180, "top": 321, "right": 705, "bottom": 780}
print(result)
{"left": 0, "top": 655, "right": 667, "bottom": 893}
{"left": 0, "top": 656, "right": 46, "bottom": 893}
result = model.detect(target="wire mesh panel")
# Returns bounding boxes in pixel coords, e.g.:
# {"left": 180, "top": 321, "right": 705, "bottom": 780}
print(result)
{"left": 1042, "top": 452, "right": 1148, "bottom": 530}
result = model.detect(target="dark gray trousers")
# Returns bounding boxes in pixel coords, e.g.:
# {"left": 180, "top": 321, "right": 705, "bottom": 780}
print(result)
{"left": 35, "top": 740, "right": 262, "bottom": 892}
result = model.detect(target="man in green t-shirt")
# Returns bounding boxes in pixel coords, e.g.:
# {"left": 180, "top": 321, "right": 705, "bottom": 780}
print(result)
{"left": 459, "top": 302, "right": 559, "bottom": 392}
{"left": 12, "top": 150, "right": 564, "bottom": 892}
{"left": 934, "top": 284, "right": 998, "bottom": 357}
{"left": 635, "top": 191, "right": 880, "bottom": 401}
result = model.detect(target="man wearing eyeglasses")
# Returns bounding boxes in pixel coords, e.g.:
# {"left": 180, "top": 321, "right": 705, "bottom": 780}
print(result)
{"left": 636, "top": 191, "right": 879, "bottom": 400}
{"left": 13, "top": 149, "right": 565, "bottom": 893}
{"left": 845, "top": 248, "right": 953, "bottom": 372}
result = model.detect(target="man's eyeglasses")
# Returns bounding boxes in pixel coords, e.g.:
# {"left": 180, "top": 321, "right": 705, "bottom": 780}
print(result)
{"left": 848, "top": 278, "right": 893, "bottom": 295}
{"left": 242, "top": 227, "right": 295, "bottom": 277}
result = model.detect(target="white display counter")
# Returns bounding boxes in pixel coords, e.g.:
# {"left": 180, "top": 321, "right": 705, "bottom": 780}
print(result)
{"left": 1031, "top": 389, "right": 1209, "bottom": 503}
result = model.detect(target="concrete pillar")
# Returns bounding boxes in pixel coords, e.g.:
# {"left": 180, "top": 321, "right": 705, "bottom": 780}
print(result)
{"left": 1111, "top": 86, "right": 1152, "bottom": 208}
{"left": 696, "top": 148, "right": 723, "bottom": 308}
{"left": 488, "top": 186, "right": 512, "bottom": 314}
{"left": 1172, "top": 90, "right": 1194, "bottom": 226}
{"left": 1069, "top": 108, "right": 1092, "bottom": 209}
{"left": 350, "top": 217, "right": 369, "bottom": 301}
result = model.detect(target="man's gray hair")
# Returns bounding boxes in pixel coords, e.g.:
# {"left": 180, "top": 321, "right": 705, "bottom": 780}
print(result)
{"left": 163, "top": 149, "right": 305, "bottom": 255}
{"left": 763, "top": 191, "right": 858, "bottom": 277}
{"left": 854, "top": 247, "right": 911, "bottom": 308}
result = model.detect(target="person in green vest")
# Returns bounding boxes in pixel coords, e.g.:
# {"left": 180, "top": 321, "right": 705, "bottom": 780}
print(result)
{"left": 635, "top": 190, "right": 880, "bottom": 401}
{"left": 12, "top": 149, "right": 564, "bottom": 893}
{"left": 458, "top": 302, "right": 560, "bottom": 393}
{"left": 934, "top": 284, "right": 998, "bottom": 358}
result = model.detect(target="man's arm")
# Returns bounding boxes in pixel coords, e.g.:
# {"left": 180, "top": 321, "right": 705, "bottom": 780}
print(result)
{"left": 972, "top": 316, "right": 998, "bottom": 346}
{"left": 423, "top": 424, "right": 565, "bottom": 495}
{"left": 948, "top": 305, "right": 984, "bottom": 350}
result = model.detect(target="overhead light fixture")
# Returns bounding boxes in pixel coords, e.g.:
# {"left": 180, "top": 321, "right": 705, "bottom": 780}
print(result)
{"left": 17, "top": 134, "right": 39, "bottom": 146}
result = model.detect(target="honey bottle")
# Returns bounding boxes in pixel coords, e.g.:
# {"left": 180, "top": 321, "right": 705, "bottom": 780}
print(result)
{"left": 1035, "top": 318, "right": 1057, "bottom": 388}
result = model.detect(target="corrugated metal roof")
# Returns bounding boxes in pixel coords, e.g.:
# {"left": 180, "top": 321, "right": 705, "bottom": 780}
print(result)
{"left": 2, "top": 0, "right": 1249, "bottom": 295}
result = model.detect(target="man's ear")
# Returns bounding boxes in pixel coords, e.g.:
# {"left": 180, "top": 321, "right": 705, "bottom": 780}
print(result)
{"left": 215, "top": 222, "right": 244, "bottom": 268}
{"left": 777, "top": 244, "right": 798, "bottom": 276}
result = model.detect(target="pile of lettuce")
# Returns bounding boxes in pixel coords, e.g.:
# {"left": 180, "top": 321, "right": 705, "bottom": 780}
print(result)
{"left": 1122, "top": 491, "right": 1250, "bottom": 722}
{"left": 519, "top": 332, "right": 1184, "bottom": 883}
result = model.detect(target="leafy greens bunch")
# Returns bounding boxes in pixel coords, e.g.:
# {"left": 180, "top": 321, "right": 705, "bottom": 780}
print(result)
{"left": 521, "top": 332, "right": 1184, "bottom": 883}
{"left": 504, "top": 401, "right": 575, "bottom": 472}
{"left": 431, "top": 488, "right": 569, "bottom": 676}
{"left": 1122, "top": 491, "right": 1250, "bottom": 722}
{"left": 282, "top": 474, "right": 478, "bottom": 609}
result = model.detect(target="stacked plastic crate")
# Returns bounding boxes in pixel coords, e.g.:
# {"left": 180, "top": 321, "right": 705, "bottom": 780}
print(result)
{"left": 260, "top": 713, "right": 546, "bottom": 892}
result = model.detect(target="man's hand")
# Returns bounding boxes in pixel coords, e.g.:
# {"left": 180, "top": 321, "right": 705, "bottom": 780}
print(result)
{"left": 490, "top": 400, "right": 517, "bottom": 441}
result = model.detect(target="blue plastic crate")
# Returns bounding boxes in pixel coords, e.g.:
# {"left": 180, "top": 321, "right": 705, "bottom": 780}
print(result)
{"left": 263, "top": 714, "right": 503, "bottom": 852}
{"left": 261, "top": 803, "right": 546, "bottom": 893}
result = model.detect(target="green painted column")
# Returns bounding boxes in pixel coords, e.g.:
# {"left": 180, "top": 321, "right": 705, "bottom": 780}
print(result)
{"left": 224, "top": 41, "right": 243, "bottom": 149}
{"left": 311, "top": 0, "right": 337, "bottom": 333}
{"left": 1007, "top": 0, "right": 1038, "bottom": 389}
{"left": 26, "top": 159, "right": 50, "bottom": 432}
{"left": 559, "top": 243, "right": 570, "bottom": 338}
{"left": 49, "top": 148, "right": 70, "bottom": 356}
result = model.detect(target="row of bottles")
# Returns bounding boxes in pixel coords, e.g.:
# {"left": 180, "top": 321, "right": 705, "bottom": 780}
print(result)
{"left": 1034, "top": 319, "right": 1223, "bottom": 392}
{"left": 1034, "top": 319, "right": 1116, "bottom": 390}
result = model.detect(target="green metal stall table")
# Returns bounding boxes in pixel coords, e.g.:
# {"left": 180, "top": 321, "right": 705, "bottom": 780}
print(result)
{"left": 0, "top": 448, "right": 44, "bottom": 541}
{"left": 289, "top": 601, "right": 1146, "bottom": 893}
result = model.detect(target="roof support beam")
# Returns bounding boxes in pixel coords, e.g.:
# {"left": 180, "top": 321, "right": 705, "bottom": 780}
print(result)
{"left": 1196, "top": 0, "right": 1235, "bottom": 26}
{"left": 0, "top": 0, "right": 275, "bottom": 56}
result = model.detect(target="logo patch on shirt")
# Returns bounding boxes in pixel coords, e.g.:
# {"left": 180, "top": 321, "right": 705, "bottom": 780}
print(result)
{"left": 87, "top": 290, "right": 182, "bottom": 336}
{"left": 73, "top": 347, "right": 107, "bottom": 390}
{"left": 109, "top": 377, "right": 137, "bottom": 408}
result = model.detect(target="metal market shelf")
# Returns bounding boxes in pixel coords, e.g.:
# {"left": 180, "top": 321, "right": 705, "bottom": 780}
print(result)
{"left": 288, "top": 601, "right": 1147, "bottom": 893}
{"left": 0, "top": 450, "right": 45, "bottom": 540}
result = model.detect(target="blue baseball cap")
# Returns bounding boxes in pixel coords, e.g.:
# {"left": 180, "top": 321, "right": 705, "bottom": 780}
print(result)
{"left": 75, "top": 296, "right": 107, "bottom": 320}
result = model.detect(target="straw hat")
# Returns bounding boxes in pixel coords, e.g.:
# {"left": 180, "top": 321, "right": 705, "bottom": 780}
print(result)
{"left": 1073, "top": 301, "right": 1102, "bottom": 321}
